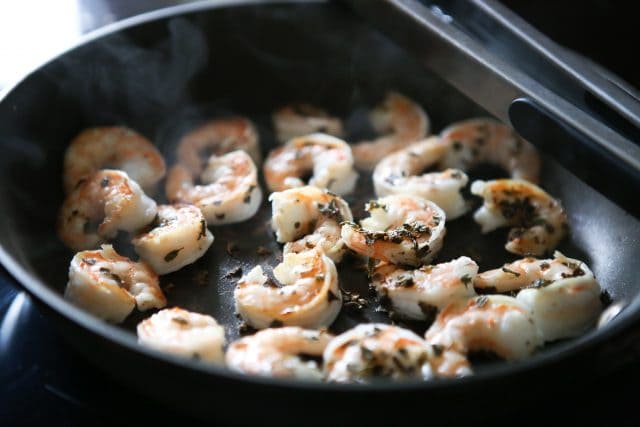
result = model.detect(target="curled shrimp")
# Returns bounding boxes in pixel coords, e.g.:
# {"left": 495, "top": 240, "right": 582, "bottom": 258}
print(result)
{"left": 438, "top": 118, "right": 540, "bottom": 182}
{"left": 137, "top": 307, "right": 226, "bottom": 363}
{"left": 176, "top": 116, "right": 261, "bottom": 175}
{"left": 352, "top": 92, "right": 429, "bottom": 170}
{"left": 132, "top": 204, "right": 214, "bottom": 275}
{"left": 234, "top": 249, "right": 342, "bottom": 329}
{"left": 471, "top": 179, "right": 568, "bottom": 256}
{"left": 323, "top": 323, "right": 467, "bottom": 382}
{"left": 58, "top": 169, "right": 158, "bottom": 251}
{"left": 373, "top": 137, "right": 470, "bottom": 219}
{"left": 476, "top": 252, "right": 602, "bottom": 342}
{"left": 166, "top": 150, "right": 262, "bottom": 225}
{"left": 63, "top": 126, "right": 166, "bottom": 194}
{"left": 270, "top": 186, "right": 353, "bottom": 263}
{"left": 341, "top": 195, "right": 446, "bottom": 267}
{"left": 425, "top": 295, "right": 542, "bottom": 363}
{"left": 64, "top": 244, "right": 166, "bottom": 323}
{"left": 226, "top": 327, "right": 333, "bottom": 380}
{"left": 371, "top": 257, "right": 478, "bottom": 320}
{"left": 263, "top": 133, "right": 358, "bottom": 196}
{"left": 273, "top": 104, "right": 344, "bottom": 144}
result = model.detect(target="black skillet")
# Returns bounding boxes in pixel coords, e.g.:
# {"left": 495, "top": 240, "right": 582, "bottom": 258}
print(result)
{"left": 0, "top": 0, "right": 639, "bottom": 424}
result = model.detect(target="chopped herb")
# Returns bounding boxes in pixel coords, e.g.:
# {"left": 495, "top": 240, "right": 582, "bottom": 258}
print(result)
{"left": 502, "top": 267, "right": 521, "bottom": 277}
{"left": 198, "top": 219, "right": 207, "bottom": 240}
{"left": 475, "top": 295, "right": 489, "bottom": 308}
{"left": 224, "top": 266, "right": 242, "bottom": 278}
{"left": 164, "top": 248, "right": 183, "bottom": 262}
{"left": 294, "top": 221, "right": 301, "bottom": 229}
{"left": 529, "top": 278, "right": 553, "bottom": 288}
{"left": 396, "top": 275, "right": 414, "bottom": 288}
{"left": 270, "top": 319, "right": 283, "bottom": 328}
{"left": 243, "top": 185, "right": 256, "bottom": 204}
{"left": 318, "top": 199, "right": 343, "bottom": 222}
{"left": 539, "top": 262, "right": 550, "bottom": 270}
{"left": 418, "top": 302, "right": 437, "bottom": 323}
{"left": 172, "top": 316, "right": 189, "bottom": 325}
{"left": 460, "top": 274, "right": 473, "bottom": 288}
{"left": 365, "top": 200, "right": 387, "bottom": 212}
{"left": 99, "top": 268, "right": 123, "bottom": 287}
{"left": 431, "top": 344, "right": 444, "bottom": 357}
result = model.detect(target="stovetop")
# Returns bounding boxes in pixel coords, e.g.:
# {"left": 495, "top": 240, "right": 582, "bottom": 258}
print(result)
{"left": 1, "top": 1, "right": 639, "bottom": 425}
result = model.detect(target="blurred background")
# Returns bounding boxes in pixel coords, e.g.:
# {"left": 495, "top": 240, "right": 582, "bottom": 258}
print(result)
{"left": 1, "top": 1, "right": 637, "bottom": 91}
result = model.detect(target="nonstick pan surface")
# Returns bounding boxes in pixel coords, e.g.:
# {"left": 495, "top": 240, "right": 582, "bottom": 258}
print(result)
{"left": 0, "top": 0, "right": 639, "bottom": 422}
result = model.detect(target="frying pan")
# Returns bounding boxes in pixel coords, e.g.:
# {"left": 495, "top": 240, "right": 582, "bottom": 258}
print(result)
{"left": 0, "top": 0, "right": 639, "bottom": 423}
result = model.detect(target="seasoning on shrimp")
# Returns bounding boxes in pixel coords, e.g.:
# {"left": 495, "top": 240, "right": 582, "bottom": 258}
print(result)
{"left": 471, "top": 179, "right": 568, "bottom": 256}
{"left": 438, "top": 118, "right": 540, "bottom": 183}
{"left": 63, "top": 126, "right": 166, "bottom": 194}
{"left": 323, "top": 323, "right": 469, "bottom": 382}
{"left": 270, "top": 186, "right": 354, "bottom": 262}
{"left": 371, "top": 257, "right": 478, "bottom": 320}
{"left": 58, "top": 169, "right": 158, "bottom": 251}
{"left": 137, "top": 307, "right": 226, "bottom": 363}
{"left": 476, "top": 252, "right": 602, "bottom": 342}
{"left": 425, "top": 295, "right": 542, "bottom": 370}
{"left": 64, "top": 244, "right": 166, "bottom": 323}
{"left": 373, "top": 137, "right": 470, "bottom": 219}
{"left": 341, "top": 194, "right": 446, "bottom": 266}
{"left": 263, "top": 133, "right": 358, "bottom": 196}
{"left": 166, "top": 150, "right": 262, "bottom": 225}
{"left": 132, "top": 204, "right": 214, "bottom": 275}
{"left": 352, "top": 92, "right": 430, "bottom": 170}
{"left": 234, "top": 249, "right": 342, "bottom": 329}
{"left": 226, "top": 327, "right": 333, "bottom": 379}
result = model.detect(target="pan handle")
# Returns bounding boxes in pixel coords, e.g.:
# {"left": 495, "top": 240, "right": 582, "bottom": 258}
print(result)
{"left": 342, "top": 0, "right": 640, "bottom": 216}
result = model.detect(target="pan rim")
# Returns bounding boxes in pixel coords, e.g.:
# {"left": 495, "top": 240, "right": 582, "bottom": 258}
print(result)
{"left": 0, "top": 0, "right": 638, "bottom": 394}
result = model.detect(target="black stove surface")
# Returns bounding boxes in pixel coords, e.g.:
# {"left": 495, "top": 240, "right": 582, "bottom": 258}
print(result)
{"left": 1, "top": 1, "right": 639, "bottom": 425}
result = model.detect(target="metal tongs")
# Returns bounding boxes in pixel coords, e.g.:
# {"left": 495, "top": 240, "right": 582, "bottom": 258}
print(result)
{"left": 343, "top": 0, "right": 640, "bottom": 216}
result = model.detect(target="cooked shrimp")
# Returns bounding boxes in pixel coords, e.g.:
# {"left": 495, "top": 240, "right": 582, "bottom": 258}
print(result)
{"left": 373, "top": 137, "right": 470, "bottom": 219}
{"left": 137, "top": 307, "right": 226, "bottom": 363}
{"left": 63, "top": 126, "right": 166, "bottom": 194}
{"left": 166, "top": 150, "right": 262, "bottom": 225}
{"left": 438, "top": 118, "right": 540, "bottom": 182}
{"left": 510, "top": 253, "right": 601, "bottom": 342}
{"left": 471, "top": 179, "right": 568, "bottom": 256}
{"left": 425, "top": 295, "right": 542, "bottom": 361}
{"left": 270, "top": 186, "right": 353, "bottom": 263}
{"left": 132, "top": 204, "right": 214, "bottom": 275}
{"left": 263, "top": 133, "right": 358, "bottom": 195}
{"left": 234, "top": 249, "right": 341, "bottom": 329}
{"left": 273, "top": 104, "right": 344, "bottom": 144}
{"left": 58, "top": 169, "right": 158, "bottom": 251}
{"left": 372, "top": 257, "right": 478, "bottom": 320}
{"left": 341, "top": 195, "right": 446, "bottom": 266}
{"left": 323, "top": 323, "right": 466, "bottom": 382}
{"left": 226, "top": 327, "right": 333, "bottom": 380}
{"left": 64, "top": 244, "right": 165, "bottom": 323}
{"left": 352, "top": 92, "right": 429, "bottom": 170}
{"left": 176, "top": 116, "right": 261, "bottom": 175}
